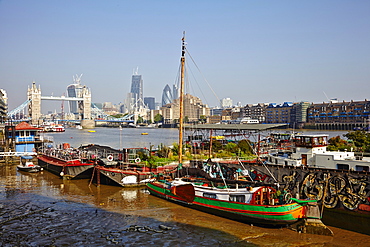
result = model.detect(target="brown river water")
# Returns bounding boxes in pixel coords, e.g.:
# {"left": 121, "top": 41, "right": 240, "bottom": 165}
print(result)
{"left": 1, "top": 164, "right": 369, "bottom": 247}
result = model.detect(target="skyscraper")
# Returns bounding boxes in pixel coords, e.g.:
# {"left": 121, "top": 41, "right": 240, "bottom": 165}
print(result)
{"left": 125, "top": 92, "right": 136, "bottom": 113}
{"left": 67, "top": 74, "right": 84, "bottom": 114}
{"left": 220, "top": 97, "right": 233, "bottom": 108}
{"left": 144, "top": 97, "right": 155, "bottom": 110}
{"left": 130, "top": 68, "right": 143, "bottom": 110}
{"left": 162, "top": 84, "right": 172, "bottom": 106}
{"left": 172, "top": 84, "right": 179, "bottom": 101}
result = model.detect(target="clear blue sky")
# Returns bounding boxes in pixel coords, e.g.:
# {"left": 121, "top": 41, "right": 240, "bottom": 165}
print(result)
{"left": 1, "top": 1, "right": 370, "bottom": 113}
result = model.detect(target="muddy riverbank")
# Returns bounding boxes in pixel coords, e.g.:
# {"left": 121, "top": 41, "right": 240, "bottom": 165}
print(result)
{"left": 0, "top": 165, "right": 369, "bottom": 246}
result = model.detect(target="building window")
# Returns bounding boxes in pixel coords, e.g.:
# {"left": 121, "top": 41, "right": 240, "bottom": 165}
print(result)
{"left": 337, "top": 164, "right": 349, "bottom": 170}
{"left": 355, "top": 166, "right": 369, "bottom": 172}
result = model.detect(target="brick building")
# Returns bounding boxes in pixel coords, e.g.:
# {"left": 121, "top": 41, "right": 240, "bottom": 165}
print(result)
{"left": 265, "top": 102, "right": 293, "bottom": 124}
{"left": 306, "top": 100, "right": 370, "bottom": 130}
{"left": 242, "top": 103, "right": 268, "bottom": 123}
{"left": 160, "top": 94, "right": 210, "bottom": 124}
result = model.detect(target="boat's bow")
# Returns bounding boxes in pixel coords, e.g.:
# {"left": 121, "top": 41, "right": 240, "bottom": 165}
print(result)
{"left": 289, "top": 198, "right": 333, "bottom": 236}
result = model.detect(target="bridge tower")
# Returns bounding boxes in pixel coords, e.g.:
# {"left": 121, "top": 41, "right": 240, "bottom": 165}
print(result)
{"left": 79, "top": 86, "right": 91, "bottom": 119}
{"left": 79, "top": 86, "right": 94, "bottom": 128}
{"left": 27, "top": 82, "right": 41, "bottom": 125}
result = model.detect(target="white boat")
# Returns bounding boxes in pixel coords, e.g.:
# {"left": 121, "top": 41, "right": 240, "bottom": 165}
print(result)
{"left": 266, "top": 134, "right": 370, "bottom": 171}
{"left": 17, "top": 156, "right": 42, "bottom": 173}
{"left": 40, "top": 122, "right": 65, "bottom": 132}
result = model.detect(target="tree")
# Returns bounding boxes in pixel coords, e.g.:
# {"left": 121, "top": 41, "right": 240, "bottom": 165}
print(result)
{"left": 199, "top": 115, "right": 207, "bottom": 123}
{"left": 111, "top": 113, "right": 124, "bottom": 118}
{"left": 137, "top": 116, "right": 144, "bottom": 124}
{"left": 344, "top": 130, "right": 370, "bottom": 152}
{"left": 157, "top": 144, "right": 171, "bottom": 158}
{"left": 327, "top": 136, "right": 350, "bottom": 151}
{"left": 211, "top": 140, "right": 223, "bottom": 152}
{"left": 172, "top": 143, "right": 181, "bottom": 156}
{"left": 224, "top": 142, "right": 237, "bottom": 154}
{"left": 154, "top": 114, "right": 163, "bottom": 123}
{"left": 137, "top": 151, "right": 148, "bottom": 161}
{"left": 237, "top": 139, "right": 253, "bottom": 155}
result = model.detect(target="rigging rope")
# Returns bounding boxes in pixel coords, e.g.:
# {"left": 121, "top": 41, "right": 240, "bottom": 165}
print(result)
{"left": 215, "top": 161, "right": 230, "bottom": 194}
{"left": 237, "top": 157, "right": 254, "bottom": 181}
{"left": 185, "top": 48, "right": 220, "bottom": 104}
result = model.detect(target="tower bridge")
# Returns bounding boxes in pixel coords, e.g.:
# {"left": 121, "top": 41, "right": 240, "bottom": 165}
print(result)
{"left": 27, "top": 81, "right": 94, "bottom": 128}
{"left": 7, "top": 82, "right": 135, "bottom": 127}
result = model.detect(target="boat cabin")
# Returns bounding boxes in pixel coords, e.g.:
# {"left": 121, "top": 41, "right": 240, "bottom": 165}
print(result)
{"left": 195, "top": 185, "right": 278, "bottom": 205}
{"left": 14, "top": 122, "right": 42, "bottom": 153}
{"left": 249, "top": 186, "right": 277, "bottom": 205}
{"left": 294, "top": 135, "right": 328, "bottom": 148}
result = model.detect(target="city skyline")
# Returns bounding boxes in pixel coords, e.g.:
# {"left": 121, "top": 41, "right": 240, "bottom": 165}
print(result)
{"left": 1, "top": 1, "right": 370, "bottom": 113}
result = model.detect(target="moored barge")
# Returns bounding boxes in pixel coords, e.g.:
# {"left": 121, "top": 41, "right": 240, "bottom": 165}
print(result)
{"left": 38, "top": 144, "right": 95, "bottom": 179}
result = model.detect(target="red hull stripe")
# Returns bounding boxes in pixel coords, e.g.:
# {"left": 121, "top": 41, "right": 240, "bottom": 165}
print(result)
{"left": 38, "top": 156, "right": 92, "bottom": 167}
{"left": 194, "top": 201, "right": 302, "bottom": 216}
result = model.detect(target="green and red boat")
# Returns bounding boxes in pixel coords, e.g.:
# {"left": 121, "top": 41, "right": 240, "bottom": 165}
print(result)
{"left": 147, "top": 178, "right": 317, "bottom": 226}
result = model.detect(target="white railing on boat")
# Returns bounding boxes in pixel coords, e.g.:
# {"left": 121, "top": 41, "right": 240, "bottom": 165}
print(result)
{"left": 0, "top": 152, "right": 37, "bottom": 157}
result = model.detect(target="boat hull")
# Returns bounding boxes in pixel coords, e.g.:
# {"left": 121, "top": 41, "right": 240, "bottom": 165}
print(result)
{"left": 146, "top": 182, "right": 306, "bottom": 226}
{"left": 17, "top": 165, "right": 41, "bottom": 173}
{"left": 192, "top": 159, "right": 370, "bottom": 234}
{"left": 94, "top": 166, "right": 153, "bottom": 187}
{"left": 37, "top": 154, "right": 94, "bottom": 179}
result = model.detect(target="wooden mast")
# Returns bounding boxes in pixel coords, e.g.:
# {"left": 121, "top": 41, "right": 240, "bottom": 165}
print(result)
{"left": 209, "top": 129, "right": 213, "bottom": 159}
{"left": 178, "top": 32, "right": 186, "bottom": 165}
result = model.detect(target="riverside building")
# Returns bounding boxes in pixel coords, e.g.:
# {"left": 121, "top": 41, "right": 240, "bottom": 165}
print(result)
{"left": 0, "top": 89, "right": 7, "bottom": 123}
{"left": 307, "top": 100, "right": 370, "bottom": 130}
{"left": 161, "top": 94, "right": 210, "bottom": 124}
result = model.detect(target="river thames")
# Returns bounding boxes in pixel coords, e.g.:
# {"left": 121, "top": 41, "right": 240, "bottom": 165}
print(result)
{"left": 1, "top": 127, "right": 369, "bottom": 246}
{"left": 45, "top": 127, "right": 349, "bottom": 149}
